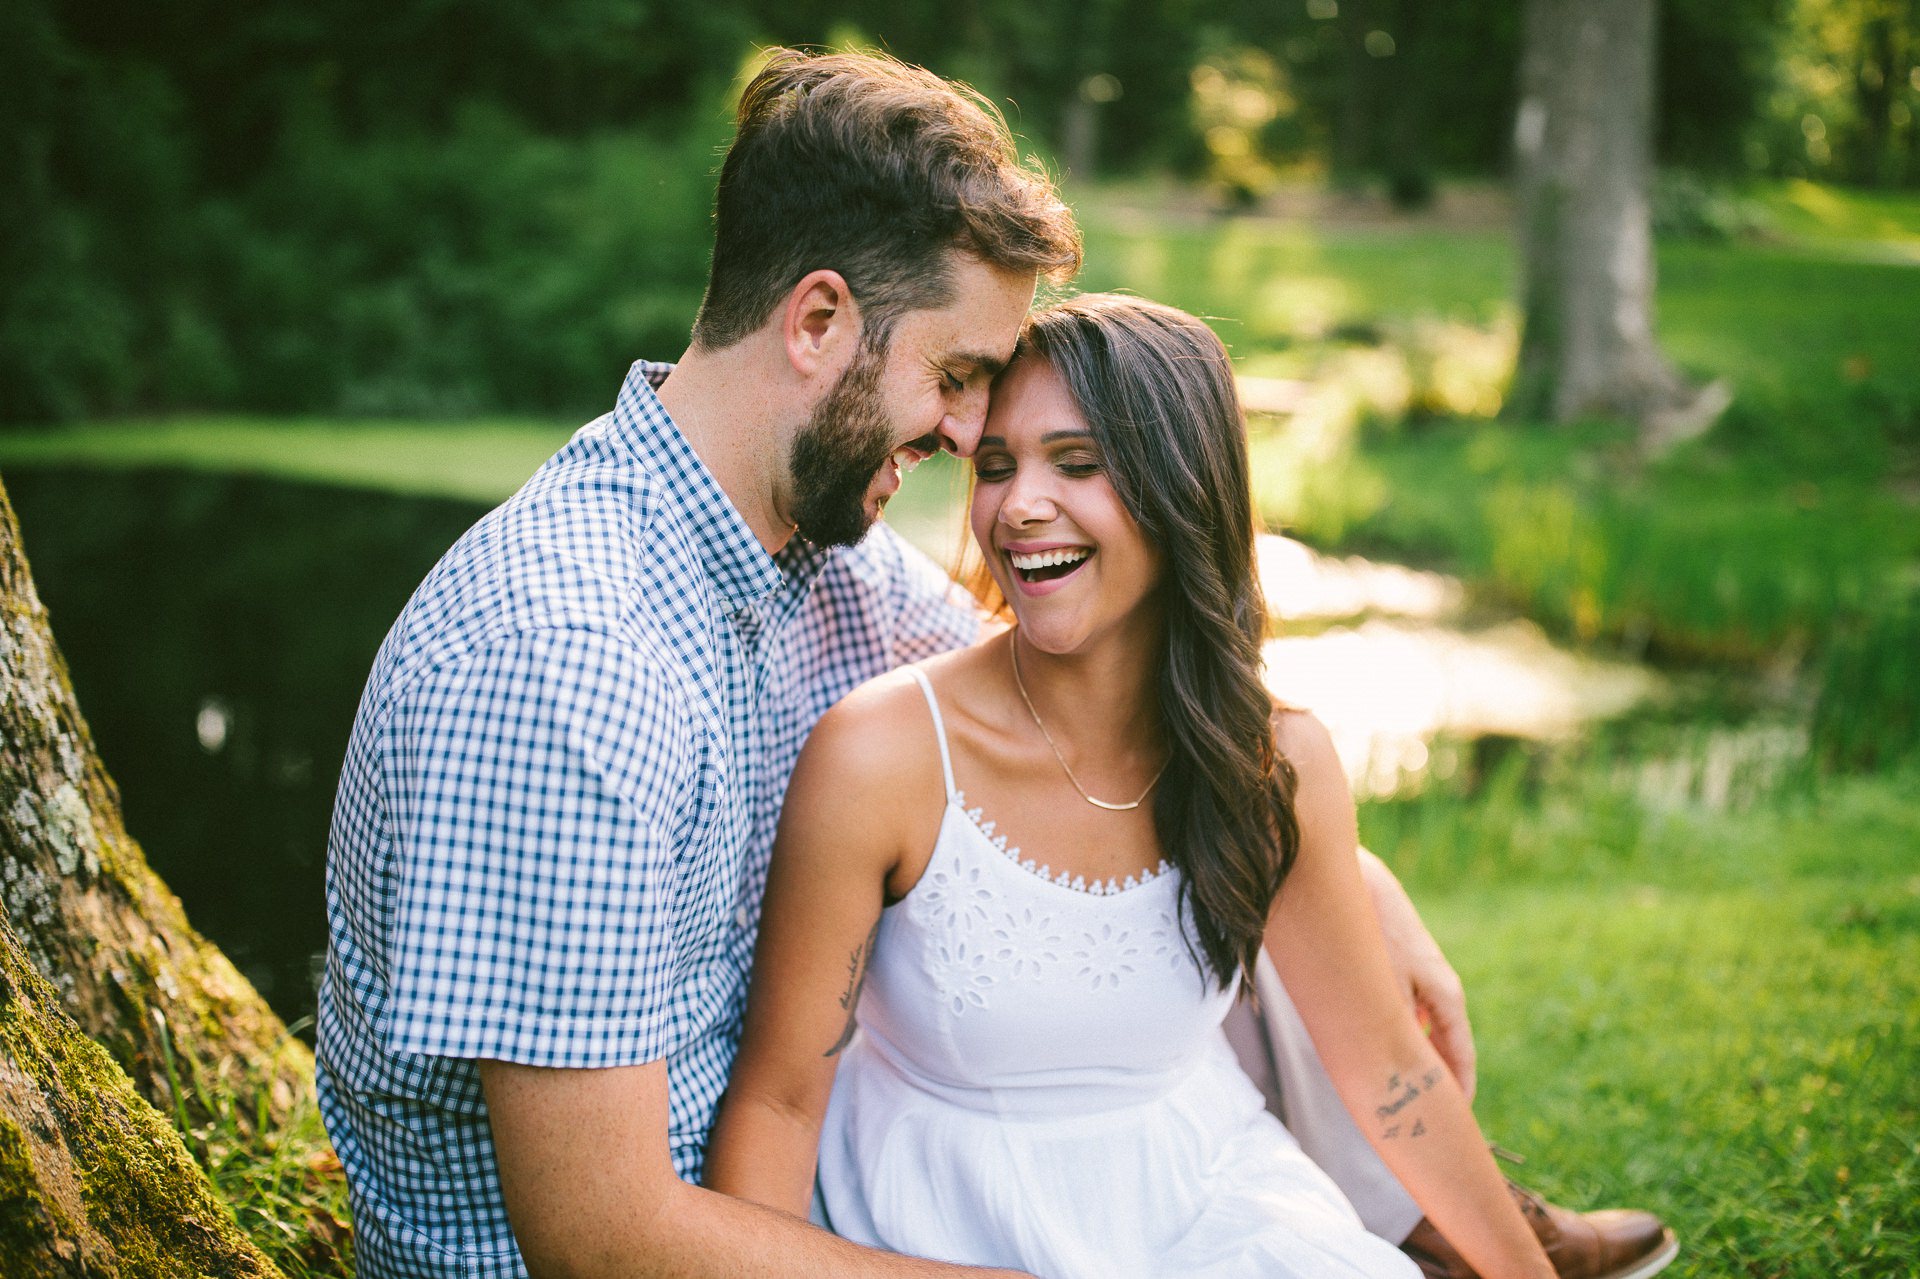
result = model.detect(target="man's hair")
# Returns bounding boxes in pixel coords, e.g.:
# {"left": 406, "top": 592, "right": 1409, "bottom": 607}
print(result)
{"left": 690, "top": 48, "right": 1082, "bottom": 351}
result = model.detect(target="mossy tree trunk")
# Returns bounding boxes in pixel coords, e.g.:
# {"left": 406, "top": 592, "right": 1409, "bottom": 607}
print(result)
{"left": 1508, "top": 0, "right": 1729, "bottom": 450}
{"left": 0, "top": 908, "right": 283, "bottom": 1274}
{"left": 0, "top": 473, "right": 311, "bottom": 1273}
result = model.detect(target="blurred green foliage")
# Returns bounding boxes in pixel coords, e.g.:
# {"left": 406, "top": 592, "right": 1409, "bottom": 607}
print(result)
{"left": 1759, "top": 0, "right": 1920, "bottom": 186}
{"left": 0, "top": 76, "right": 726, "bottom": 421}
{"left": 6, "top": 0, "right": 1916, "bottom": 422}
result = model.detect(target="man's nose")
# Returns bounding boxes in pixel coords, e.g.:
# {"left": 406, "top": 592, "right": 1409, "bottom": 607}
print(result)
{"left": 936, "top": 385, "right": 991, "bottom": 457}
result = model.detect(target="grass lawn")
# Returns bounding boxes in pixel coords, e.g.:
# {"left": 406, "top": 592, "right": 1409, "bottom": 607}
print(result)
{"left": 1406, "top": 764, "right": 1920, "bottom": 1278}
{"left": 1753, "top": 178, "right": 1920, "bottom": 258}
{"left": 0, "top": 417, "right": 578, "bottom": 506}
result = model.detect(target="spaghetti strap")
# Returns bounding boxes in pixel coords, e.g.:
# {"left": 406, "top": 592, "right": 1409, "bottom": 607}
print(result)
{"left": 904, "top": 667, "right": 958, "bottom": 801}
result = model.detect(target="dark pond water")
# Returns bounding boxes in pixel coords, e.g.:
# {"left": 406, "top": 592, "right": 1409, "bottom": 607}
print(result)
{"left": 8, "top": 466, "right": 490, "bottom": 1032}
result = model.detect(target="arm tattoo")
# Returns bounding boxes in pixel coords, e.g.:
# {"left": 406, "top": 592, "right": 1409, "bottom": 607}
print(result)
{"left": 823, "top": 920, "right": 882, "bottom": 1058}
{"left": 1376, "top": 1069, "right": 1440, "bottom": 1139}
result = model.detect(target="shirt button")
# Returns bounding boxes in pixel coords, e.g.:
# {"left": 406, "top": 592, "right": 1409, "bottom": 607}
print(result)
{"left": 734, "top": 905, "right": 751, "bottom": 929}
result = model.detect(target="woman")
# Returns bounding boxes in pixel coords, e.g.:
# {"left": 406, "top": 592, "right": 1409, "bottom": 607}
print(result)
{"left": 706, "top": 295, "right": 1554, "bottom": 1278}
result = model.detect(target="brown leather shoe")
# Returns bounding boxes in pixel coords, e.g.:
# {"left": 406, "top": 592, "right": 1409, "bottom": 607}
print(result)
{"left": 1399, "top": 1180, "right": 1678, "bottom": 1279}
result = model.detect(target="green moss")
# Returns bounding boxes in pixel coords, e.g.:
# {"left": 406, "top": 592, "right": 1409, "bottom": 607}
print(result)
{"left": 59, "top": 1005, "right": 272, "bottom": 1276}
{"left": 0, "top": 1109, "right": 64, "bottom": 1249}
{"left": 0, "top": 929, "right": 280, "bottom": 1277}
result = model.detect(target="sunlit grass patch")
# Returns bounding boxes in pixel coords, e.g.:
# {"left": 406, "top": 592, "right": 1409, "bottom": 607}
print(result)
{"left": 1757, "top": 178, "right": 1920, "bottom": 252}
{"left": 157, "top": 1017, "right": 351, "bottom": 1279}
{"left": 1659, "top": 243, "right": 1920, "bottom": 434}
{"left": 1398, "top": 762, "right": 1920, "bottom": 1277}
{"left": 0, "top": 417, "right": 576, "bottom": 505}
{"left": 1433, "top": 875, "right": 1920, "bottom": 1279}
{"left": 1078, "top": 206, "right": 1512, "bottom": 349}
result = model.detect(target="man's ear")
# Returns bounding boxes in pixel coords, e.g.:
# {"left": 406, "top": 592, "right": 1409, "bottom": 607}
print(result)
{"left": 782, "top": 269, "right": 863, "bottom": 379}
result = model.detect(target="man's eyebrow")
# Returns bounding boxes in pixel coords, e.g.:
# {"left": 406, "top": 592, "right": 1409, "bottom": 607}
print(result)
{"left": 949, "top": 350, "right": 1010, "bottom": 377}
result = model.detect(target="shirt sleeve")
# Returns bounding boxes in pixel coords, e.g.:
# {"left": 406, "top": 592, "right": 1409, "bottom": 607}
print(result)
{"left": 378, "top": 627, "right": 694, "bottom": 1066}
{"left": 867, "top": 522, "right": 985, "bottom": 664}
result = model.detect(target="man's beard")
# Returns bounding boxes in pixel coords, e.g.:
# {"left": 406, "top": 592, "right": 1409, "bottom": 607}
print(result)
{"left": 787, "top": 342, "right": 900, "bottom": 548}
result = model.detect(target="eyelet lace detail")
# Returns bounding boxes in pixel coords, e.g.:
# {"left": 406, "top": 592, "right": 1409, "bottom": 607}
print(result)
{"left": 903, "top": 792, "right": 1196, "bottom": 1015}
{"left": 951, "top": 790, "right": 1172, "bottom": 896}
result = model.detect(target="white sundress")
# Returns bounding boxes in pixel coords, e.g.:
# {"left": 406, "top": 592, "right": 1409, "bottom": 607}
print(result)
{"left": 814, "top": 667, "right": 1419, "bottom": 1279}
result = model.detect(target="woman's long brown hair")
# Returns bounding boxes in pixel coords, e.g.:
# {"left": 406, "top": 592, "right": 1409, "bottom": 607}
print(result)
{"left": 986, "top": 294, "right": 1300, "bottom": 990}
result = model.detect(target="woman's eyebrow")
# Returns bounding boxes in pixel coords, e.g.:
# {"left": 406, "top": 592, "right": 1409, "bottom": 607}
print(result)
{"left": 1040, "top": 430, "right": 1095, "bottom": 443}
{"left": 976, "top": 430, "right": 1093, "bottom": 448}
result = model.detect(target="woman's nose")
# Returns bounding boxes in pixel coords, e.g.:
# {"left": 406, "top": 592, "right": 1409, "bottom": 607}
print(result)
{"left": 999, "top": 473, "right": 1059, "bottom": 526}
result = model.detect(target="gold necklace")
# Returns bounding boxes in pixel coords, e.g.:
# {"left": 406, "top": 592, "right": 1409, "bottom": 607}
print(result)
{"left": 1009, "top": 635, "right": 1169, "bottom": 812}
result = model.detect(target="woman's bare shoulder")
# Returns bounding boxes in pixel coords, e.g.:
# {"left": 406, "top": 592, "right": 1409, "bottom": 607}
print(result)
{"left": 1271, "top": 705, "right": 1347, "bottom": 796}
{"left": 792, "top": 654, "right": 977, "bottom": 809}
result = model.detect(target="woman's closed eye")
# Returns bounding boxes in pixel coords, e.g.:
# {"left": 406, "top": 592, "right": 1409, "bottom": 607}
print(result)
{"left": 973, "top": 451, "right": 1104, "bottom": 484}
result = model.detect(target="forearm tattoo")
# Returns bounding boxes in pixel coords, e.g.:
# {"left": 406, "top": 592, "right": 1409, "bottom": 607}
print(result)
{"left": 1376, "top": 1067, "right": 1443, "bottom": 1140}
{"left": 823, "top": 920, "right": 882, "bottom": 1058}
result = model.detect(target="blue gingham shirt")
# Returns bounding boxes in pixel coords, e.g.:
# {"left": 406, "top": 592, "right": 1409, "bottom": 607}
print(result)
{"left": 317, "top": 361, "right": 980, "bottom": 1277}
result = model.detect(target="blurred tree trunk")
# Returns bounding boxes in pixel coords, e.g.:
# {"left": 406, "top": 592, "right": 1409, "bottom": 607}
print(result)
{"left": 1850, "top": 4, "right": 1916, "bottom": 186}
{"left": 1508, "top": 0, "right": 1728, "bottom": 449}
{"left": 1381, "top": 0, "right": 1436, "bottom": 210}
{"left": 0, "top": 474, "right": 316, "bottom": 1272}
{"left": 1854, "top": 14, "right": 1895, "bottom": 184}
{"left": 1333, "top": 0, "right": 1380, "bottom": 185}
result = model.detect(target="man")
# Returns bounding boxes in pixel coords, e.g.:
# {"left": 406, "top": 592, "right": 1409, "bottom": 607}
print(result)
{"left": 318, "top": 47, "right": 1672, "bottom": 1279}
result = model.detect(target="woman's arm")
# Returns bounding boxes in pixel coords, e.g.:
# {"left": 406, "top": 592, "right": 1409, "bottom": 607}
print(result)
{"left": 705, "top": 680, "right": 927, "bottom": 1217}
{"left": 1355, "top": 845, "right": 1477, "bottom": 1102}
{"left": 1264, "top": 712, "right": 1553, "bottom": 1279}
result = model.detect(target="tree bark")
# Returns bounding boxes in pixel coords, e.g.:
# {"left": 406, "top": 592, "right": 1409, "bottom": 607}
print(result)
{"left": 0, "top": 473, "right": 319, "bottom": 1272}
{"left": 1508, "top": 0, "right": 1729, "bottom": 448}
{"left": 0, "top": 903, "right": 283, "bottom": 1274}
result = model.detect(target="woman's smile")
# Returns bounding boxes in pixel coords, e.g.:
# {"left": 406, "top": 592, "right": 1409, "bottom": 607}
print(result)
{"left": 1004, "top": 542, "right": 1095, "bottom": 593}
{"left": 972, "top": 360, "right": 1161, "bottom": 639}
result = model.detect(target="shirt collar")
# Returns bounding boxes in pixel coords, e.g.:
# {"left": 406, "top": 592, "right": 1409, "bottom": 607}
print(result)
{"left": 612, "top": 360, "right": 827, "bottom": 610}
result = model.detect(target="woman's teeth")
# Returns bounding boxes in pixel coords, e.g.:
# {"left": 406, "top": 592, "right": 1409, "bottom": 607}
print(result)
{"left": 1009, "top": 548, "right": 1090, "bottom": 570}
{"left": 1009, "top": 547, "right": 1092, "bottom": 582}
